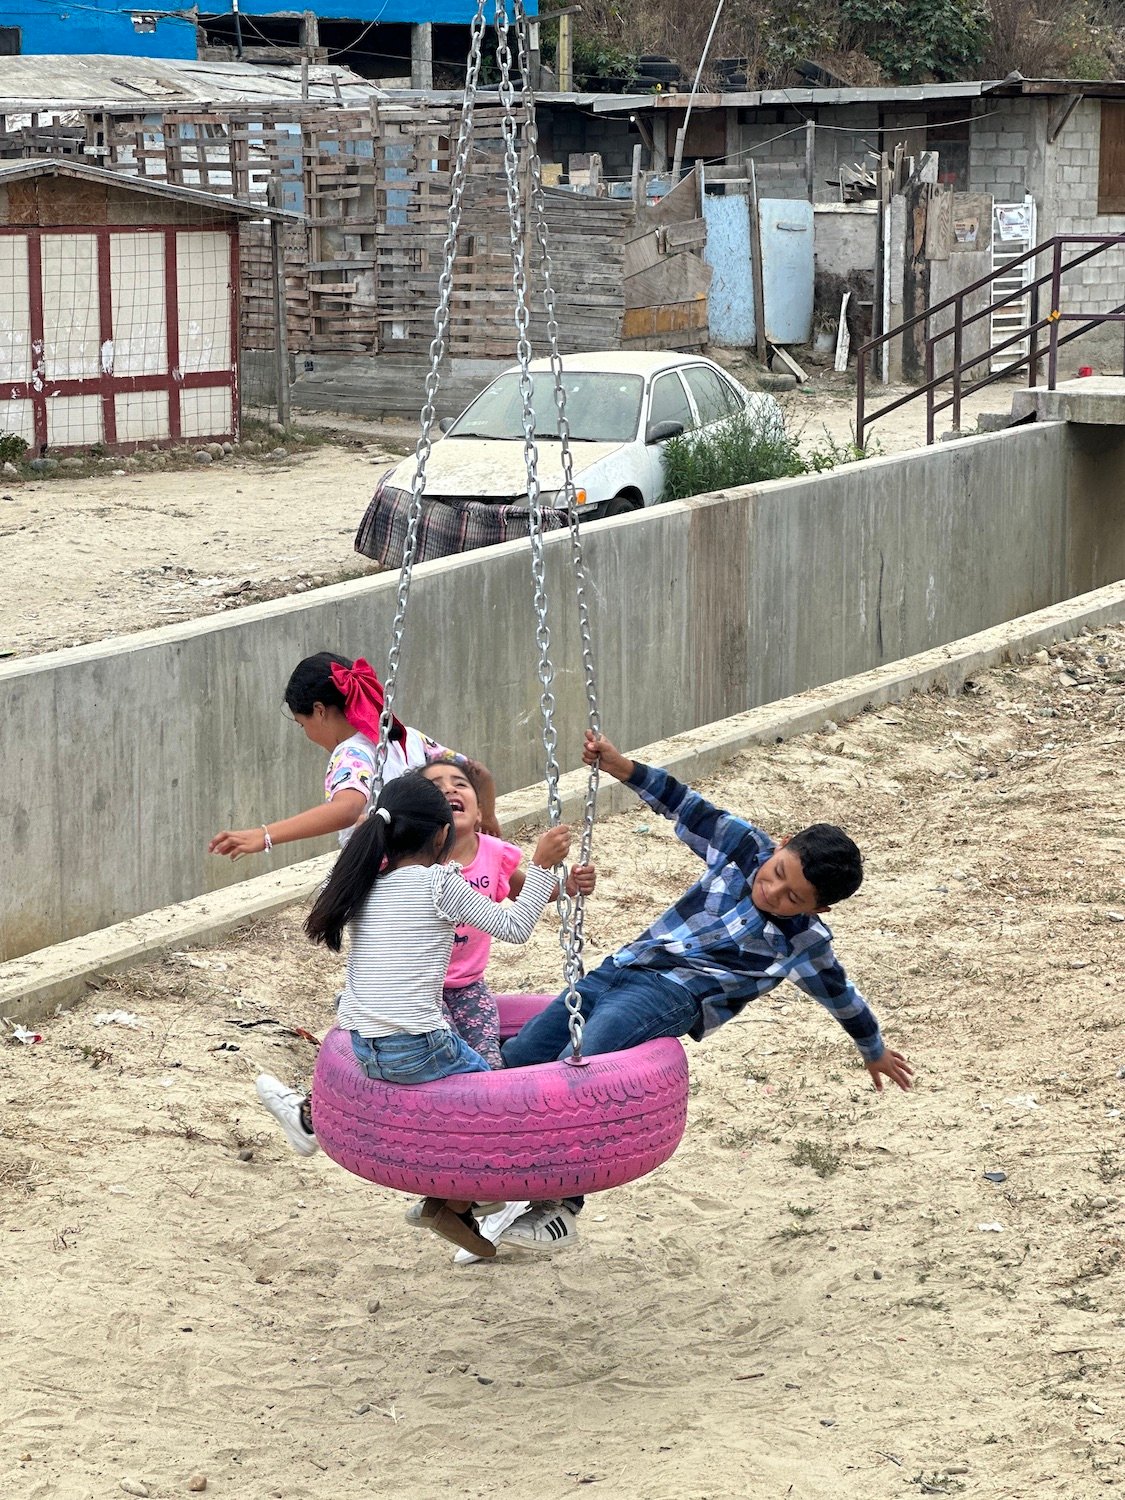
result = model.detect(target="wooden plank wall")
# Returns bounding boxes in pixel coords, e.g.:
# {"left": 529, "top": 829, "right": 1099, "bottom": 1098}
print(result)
{"left": 0, "top": 106, "right": 653, "bottom": 360}
{"left": 622, "top": 168, "right": 711, "bottom": 351}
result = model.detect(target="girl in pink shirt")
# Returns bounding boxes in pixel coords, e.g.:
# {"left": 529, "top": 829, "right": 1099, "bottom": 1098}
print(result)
{"left": 422, "top": 761, "right": 595, "bottom": 1069}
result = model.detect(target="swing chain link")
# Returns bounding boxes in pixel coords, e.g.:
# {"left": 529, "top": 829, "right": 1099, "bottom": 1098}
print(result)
{"left": 495, "top": 0, "right": 588, "bottom": 1060}
{"left": 512, "top": 2, "right": 601, "bottom": 994}
{"left": 373, "top": 0, "right": 489, "bottom": 790}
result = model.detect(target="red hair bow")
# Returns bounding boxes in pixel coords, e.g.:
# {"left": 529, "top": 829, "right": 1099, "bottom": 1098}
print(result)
{"left": 329, "top": 657, "right": 405, "bottom": 744}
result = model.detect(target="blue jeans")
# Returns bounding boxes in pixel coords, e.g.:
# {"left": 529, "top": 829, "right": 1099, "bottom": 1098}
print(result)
{"left": 501, "top": 957, "right": 700, "bottom": 1068}
{"left": 350, "top": 1027, "right": 490, "bottom": 1084}
{"left": 501, "top": 958, "right": 699, "bottom": 1216}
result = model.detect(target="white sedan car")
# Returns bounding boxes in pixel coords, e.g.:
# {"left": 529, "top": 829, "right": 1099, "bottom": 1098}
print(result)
{"left": 355, "top": 351, "right": 782, "bottom": 565}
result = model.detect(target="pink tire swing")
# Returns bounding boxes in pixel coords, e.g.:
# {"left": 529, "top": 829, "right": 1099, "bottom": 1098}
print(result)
{"left": 312, "top": 995, "right": 689, "bottom": 1202}
{"left": 312, "top": 9, "right": 690, "bottom": 1208}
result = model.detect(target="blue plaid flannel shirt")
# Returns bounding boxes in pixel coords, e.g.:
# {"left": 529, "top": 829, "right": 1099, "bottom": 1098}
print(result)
{"left": 610, "top": 762, "right": 885, "bottom": 1063}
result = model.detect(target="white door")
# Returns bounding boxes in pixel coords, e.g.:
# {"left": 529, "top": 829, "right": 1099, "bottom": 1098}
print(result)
{"left": 990, "top": 197, "right": 1037, "bottom": 374}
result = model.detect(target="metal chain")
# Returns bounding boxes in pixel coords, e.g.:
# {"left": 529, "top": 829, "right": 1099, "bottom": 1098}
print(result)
{"left": 495, "top": 0, "right": 588, "bottom": 1062}
{"left": 513, "top": 0, "right": 602, "bottom": 992}
{"left": 373, "top": 0, "right": 489, "bottom": 788}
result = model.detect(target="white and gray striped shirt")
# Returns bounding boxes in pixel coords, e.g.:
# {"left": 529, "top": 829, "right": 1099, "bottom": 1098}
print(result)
{"left": 336, "top": 860, "right": 556, "bottom": 1039}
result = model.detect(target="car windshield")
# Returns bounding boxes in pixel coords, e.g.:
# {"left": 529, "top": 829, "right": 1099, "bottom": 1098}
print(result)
{"left": 448, "top": 371, "right": 645, "bottom": 443}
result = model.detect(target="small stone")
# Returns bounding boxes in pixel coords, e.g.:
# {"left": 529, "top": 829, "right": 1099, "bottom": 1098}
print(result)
{"left": 476, "top": 1375, "right": 493, "bottom": 1385}
{"left": 984, "top": 1170, "right": 1007, "bottom": 1184}
{"left": 238, "top": 1147, "right": 254, "bottom": 1161}
{"left": 194, "top": 450, "right": 213, "bottom": 464}
{"left": 3, "top": 461, "right": 19, "bottom": 475}
{"left": 1091, "top": 1195, "right": 1109, "bottom": 1209}
{"left": 254, "top": 1271, "right": 271, "bottom": 1284}
{"left": 945, "top": 1464, "right": 969, "bottom": 1475}
{"left": 120, "top": 1480, "right": 150, "bottom": 1498}
{"left": 18, "top": 1452, "right": 31, "bottom": 1462}
{"left": 206, "top": 442, "right": 224, "bottom": 460}
{"left": 28, "top": 457, "right": 59, "bottom": 474}
{"left": 222, "top": 441, "right": 234, "bottom": 455}
{"left": 112, "top": 468, "right": 127, "bottom": 476}
{"left": 367, "top": 1297, "right": 381, "bottom": 1313}
{"left": 819, "top": 1418, "right": 835, "bottom": 1428}
{"left": 1084, "top": 1399, "right": 1105, "bottom": 1415}
{"left": 269, "top": 419, "right": 286, "bottom": 434}
{"left": 823, "top": 720, "right": 838, "bottom": 733}
{"left": 1058, "top": 672, "right": 1078, "bottom": 688}
{"left": 872, "top": 1268, "right": 883, "bottom": 1280}
{"left": 354, "top": 1402, "right": 371, "bottom": 1416}
{"left": 61, "top": 456, "right": 85, "bottom": 470}
{"left": 268, "top": 446, "right": 288, "bottom": 461}
{"left": 188, "top": 1476, "right": 207, "bottom": 1493}
{"left": 1107, "top": 912, "right": 1125, "bottom": 923}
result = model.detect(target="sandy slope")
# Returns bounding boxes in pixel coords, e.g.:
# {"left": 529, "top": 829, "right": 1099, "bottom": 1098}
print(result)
{"left": 2, "top": 628, "right": 1123, "bottom": 1500}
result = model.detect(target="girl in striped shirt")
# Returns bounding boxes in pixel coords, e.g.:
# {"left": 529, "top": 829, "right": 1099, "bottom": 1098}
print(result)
{"left": 304, "top": 770, "right": 571, "bottom": 1257}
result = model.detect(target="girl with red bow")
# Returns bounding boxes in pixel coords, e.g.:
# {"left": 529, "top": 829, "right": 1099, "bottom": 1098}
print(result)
{"left": 208, "top": 651, "right": 498, "bottom": 861}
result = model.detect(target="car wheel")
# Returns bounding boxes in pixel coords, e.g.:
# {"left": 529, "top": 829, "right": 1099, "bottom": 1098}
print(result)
{"left": 602, "top": 495, "right": 640, "bottom": 517}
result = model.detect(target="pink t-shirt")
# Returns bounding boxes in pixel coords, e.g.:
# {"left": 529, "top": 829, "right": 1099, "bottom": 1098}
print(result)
{"left": 444, "top": 834, "right": 524, "bottom": 988}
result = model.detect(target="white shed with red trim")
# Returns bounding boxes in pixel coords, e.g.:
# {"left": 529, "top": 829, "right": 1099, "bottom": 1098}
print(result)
{"left": 0, "top": 158, "right": 284, "bottom": 455}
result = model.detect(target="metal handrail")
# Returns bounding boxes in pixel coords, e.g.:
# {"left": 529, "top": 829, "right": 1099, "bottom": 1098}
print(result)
{"left": 856, "top": 233, "right": 1125, "bottom": 446}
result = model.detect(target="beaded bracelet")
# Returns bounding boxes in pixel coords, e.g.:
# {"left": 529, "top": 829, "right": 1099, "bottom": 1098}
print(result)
{"left": 262, "top": 825, "right": 273, "bottom": 853}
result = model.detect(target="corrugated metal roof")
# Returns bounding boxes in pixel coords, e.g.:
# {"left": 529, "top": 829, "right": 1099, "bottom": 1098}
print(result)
{"left": 579, "top": 77, "right": 1125, "bottom": 112}
{"left": 0, "top": 156, "right": 292, "bottom": 217}
{"left": 0, "top": 55, "right": 381, "bottom": 112}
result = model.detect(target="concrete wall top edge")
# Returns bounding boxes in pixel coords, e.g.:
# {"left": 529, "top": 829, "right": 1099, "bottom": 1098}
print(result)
{"left": 0, "top": 421, "right": 1070, "bottom": 685}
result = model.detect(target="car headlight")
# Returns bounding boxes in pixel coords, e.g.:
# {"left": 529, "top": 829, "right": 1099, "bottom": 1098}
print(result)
{"left": 538, "top": 487, "right": 587, "bottom": 508}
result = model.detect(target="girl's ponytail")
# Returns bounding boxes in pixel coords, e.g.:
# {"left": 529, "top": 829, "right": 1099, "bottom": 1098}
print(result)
{"left": 303, "top": 772, "right": 455, "bottom": 951}
{"left": 304, "top": 814, "right": 388, "bottom": 951}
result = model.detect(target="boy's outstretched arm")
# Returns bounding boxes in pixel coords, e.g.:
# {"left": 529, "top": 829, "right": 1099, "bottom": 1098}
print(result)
{"left": 583, "top": 730, "right": 633, "bottom": 782}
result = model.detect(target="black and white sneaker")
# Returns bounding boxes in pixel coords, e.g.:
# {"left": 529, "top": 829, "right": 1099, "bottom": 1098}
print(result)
{"left": 502, "top": 1201, "right": 579, "bottom": 1251}
{"left": 256, "top": 1074, "right": 319, "bottom": 1157}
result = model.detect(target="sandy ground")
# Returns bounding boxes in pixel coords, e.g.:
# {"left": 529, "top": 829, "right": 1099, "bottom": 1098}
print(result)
{"left": 3, "top": 627, "right": 1123, "bottom": 1500}
{"left": 0, "top": 435, "right": 398, "bottom": 658}
{"left": 1, "top": 374, "right": 1014, "bottom": 660}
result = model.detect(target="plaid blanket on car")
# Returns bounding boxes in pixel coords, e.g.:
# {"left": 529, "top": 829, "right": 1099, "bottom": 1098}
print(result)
{"left": 355, "top": 485, "right": 567, "bottom": 568}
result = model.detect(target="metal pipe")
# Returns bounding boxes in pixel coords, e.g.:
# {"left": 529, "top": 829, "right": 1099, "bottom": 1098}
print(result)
{"left": 952, "top": 299, "right": 963, "bottom": 432}
{"left": 671, "top": 0, "right": 724, "bottom": 180}
{"left": 1048, "top": 240, "right": 1062, "bottom": 387}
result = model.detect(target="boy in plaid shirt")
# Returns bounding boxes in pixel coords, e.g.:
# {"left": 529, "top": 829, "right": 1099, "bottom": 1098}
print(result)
{"left": 497, "top": 730, "right": 913, "bottom": 1253}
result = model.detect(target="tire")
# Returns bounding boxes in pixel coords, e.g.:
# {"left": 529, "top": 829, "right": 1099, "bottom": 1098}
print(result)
{"left": 495, "top": 991, "right": 556, "bottom": 1040}
{"left": 602, "top": 494, "right": 640, "bottom": 517}
{"left": 311, "top": 1017, "right": 689, "bottom": 1202}
{"left": 636, "top": 54, "right": 681, "bottom": 84}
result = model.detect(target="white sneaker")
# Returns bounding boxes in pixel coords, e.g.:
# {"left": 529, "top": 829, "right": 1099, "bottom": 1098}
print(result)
{"left": 255, "top": 1074, "right": 319, "bottom": 1157}
{"left": 500, "top": 1201, "right": 579, "bottom": 1252}
{"left": 452, "top": 1200, "right": 531, "bottom": 1265}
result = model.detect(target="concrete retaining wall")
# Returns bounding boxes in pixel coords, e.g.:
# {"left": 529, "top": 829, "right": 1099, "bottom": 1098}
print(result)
{"left": 1, "top": 418, "right": 1120, "bottom": 961}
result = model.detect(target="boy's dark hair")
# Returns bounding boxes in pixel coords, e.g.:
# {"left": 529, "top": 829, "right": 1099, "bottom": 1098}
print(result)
{"left": 304, "top": 771, "right": 454, "bottom": 952}
{"left": 284, "top": 651, "right": 352, "bottom": 718}
{"left": 787, "top": 824, "right": 863, "bottom": 906}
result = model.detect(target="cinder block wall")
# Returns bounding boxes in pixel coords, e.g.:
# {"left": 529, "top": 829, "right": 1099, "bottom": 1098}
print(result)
{"left": 970, "top": 96, "right": 1045, "bottom": 206}
{"left": 1041, "top": 98, "right": 1125, "bottom": 370}
{"left": 4, "top": 420, "right": 1122, "bottom": 962}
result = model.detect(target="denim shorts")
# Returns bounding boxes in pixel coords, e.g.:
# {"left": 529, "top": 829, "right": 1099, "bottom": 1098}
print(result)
{"left": 349, "top": 1027, "right": 490, "bottom": 1085}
